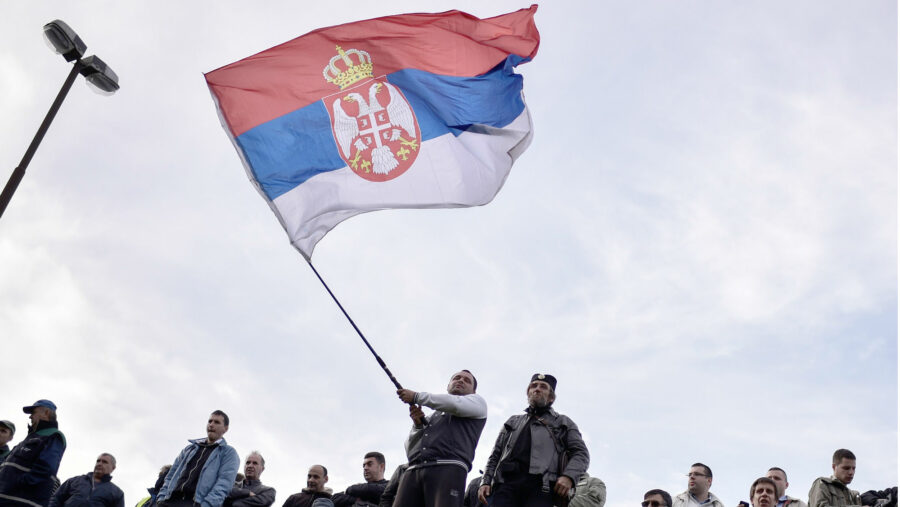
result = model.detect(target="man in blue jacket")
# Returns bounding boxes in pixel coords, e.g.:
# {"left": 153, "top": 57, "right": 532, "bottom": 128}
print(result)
{"left": 156, "top": 411, "right": 240, "bottom": 507}
{"left": 49, "top": 453, "right": 124, "bottom": 507}
{"left": 0, "top": 399, "right": 67, "bottom": 507}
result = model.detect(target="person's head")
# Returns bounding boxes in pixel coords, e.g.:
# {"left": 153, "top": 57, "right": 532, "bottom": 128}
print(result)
{"left": 244, "top": 452, "right": 265, "bottom": 481}
{"left": 750, "top": 477, "right": 778, "bottom": 507}
{"left": 687, "top": 463, "right": 713, "bottom": 497}
{"left": 643, "top": 489, "right": 672, "bottom": 507}
{"left": 0, "top": 420, "right": 14, "bottom": 446}
{"left": 363, "top": 452, "right": 385, "bottom": 482}
{"left": 527, "top": 374, "right": 557, "bottom": 409}
{"left": 446, "top": 370, "right": 477, "bottom": 395}
{"left": 766, "top": 468, "right": 788, "bottom": 498}
{"left": 831, "top": 449, "right": 856, "bottom": 485}
{"left": 23, "top": 400, "right": 57, "bottom": 428}
{"left": 207, "top": 411, "right": 229, "bottom": 443}
{"left": 306, "top": 465, "right": 328, "bottom": 492}
{"left": 93, "top": 453, "right": 116, "bottom": 480}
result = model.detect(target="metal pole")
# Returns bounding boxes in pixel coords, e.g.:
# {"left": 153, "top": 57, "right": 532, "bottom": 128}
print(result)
{"left": 305, "top": 258, "right": 405, "bottom": 391}
{"left": 0, "top": 61, "right": 83, "bottom": 220}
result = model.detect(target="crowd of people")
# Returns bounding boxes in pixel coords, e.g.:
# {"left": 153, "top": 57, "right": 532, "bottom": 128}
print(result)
{"left": 0, "top": 374, "right": 896, "bottom": 507}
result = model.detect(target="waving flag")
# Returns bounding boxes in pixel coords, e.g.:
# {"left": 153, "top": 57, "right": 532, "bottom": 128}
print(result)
{"left": 205, "top": 6, "right": 539, "bottom": 259}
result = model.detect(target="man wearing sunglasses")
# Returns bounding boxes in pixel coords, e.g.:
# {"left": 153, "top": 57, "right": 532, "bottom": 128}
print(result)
{"left": 673, "top": 464, "right": 725, "bottom": 507}
{"left": 644, "top": 490, "right": 673, "bottom": 507}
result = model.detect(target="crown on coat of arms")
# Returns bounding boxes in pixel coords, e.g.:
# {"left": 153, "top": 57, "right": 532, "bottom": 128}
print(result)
{"left": 323, "top": 46, "right": 374, "bottom": 89}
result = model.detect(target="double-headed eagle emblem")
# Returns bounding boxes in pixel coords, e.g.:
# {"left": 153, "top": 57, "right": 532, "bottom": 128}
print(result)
{"left": 324, "top": 46, "right": 420, "bottom": 181}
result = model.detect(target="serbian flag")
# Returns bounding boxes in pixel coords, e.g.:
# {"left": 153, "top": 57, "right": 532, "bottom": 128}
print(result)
{"left": 205, "top": 6, "right": 539, "bottom": 259}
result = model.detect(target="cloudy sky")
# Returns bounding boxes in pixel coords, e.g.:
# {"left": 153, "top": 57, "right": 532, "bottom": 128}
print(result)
{"left": 0, "top": 2, "right": 896, "bottom": 507}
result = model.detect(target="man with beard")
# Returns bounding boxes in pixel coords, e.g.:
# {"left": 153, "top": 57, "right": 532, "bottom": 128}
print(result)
{"left": 751, "top": 478, "right": 780, "bottom": 507}
{"left": 282, "top": 465, "right": 332, "bottom": 507}
{"left": 332, "top": 453, "right": 387, "bottom": 507}
{"left": 394, "top": 370, "right": 488, "bottom": 507}
{"left": 672, "top": 464, "right": 725, "bottom": 507}
{"left": 156, "top": 411, "right": 240, "bottom": 507}
{"left": 227, "top": 453, "right": 275, "bottom": 507}
{"left": 0, "top": 400, "right": 67, "bottom": 507}
{"left": 49, "top": 454, "right": 124, "bottom": 507}
{"left": 478, "top": 373, "right": 590, "bottom": 507}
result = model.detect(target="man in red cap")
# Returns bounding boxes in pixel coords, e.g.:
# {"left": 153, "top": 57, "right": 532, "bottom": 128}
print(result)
{"left": 0, "top": 400, "right": 67, "bottom": 507}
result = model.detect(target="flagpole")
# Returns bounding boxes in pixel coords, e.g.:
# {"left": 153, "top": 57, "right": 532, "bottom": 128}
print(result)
{"left": 305, "top": 259, "right": 404, "bottom": 391}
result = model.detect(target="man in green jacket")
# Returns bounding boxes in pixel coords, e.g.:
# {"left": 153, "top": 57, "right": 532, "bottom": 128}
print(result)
{"left": 808, "top": 449, "right": 861, "bottom": 507}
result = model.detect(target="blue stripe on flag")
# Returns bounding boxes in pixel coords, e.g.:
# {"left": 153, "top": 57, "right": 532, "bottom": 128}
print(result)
{"left": 238, "top": 55, "right": 527, "bottom": 200}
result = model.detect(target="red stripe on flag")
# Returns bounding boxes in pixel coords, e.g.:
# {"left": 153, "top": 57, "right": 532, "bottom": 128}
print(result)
{"left": 205, "top": 5, "right": 539, "bottom": 137}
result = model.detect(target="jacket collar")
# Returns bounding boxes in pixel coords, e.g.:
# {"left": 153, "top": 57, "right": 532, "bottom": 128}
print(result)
{"left": 524, "top": 406, "right": 559, "bottom": 418}
{"left": 189, "top": 437, "right": 226, "bottom": 446}
{"left": 87, "top": 473, "right": 113, "bottom": 483}
{"left": 29, "top": 419, "right": 59, "bottom": 434}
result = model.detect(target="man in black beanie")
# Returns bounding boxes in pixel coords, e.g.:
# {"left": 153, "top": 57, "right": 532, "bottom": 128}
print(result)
{"left": 478, "top": 374, "right": 590, "bottom": 507}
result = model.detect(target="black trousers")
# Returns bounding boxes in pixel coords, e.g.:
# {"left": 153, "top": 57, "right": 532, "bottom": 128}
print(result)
{"left": 158, "top": 499, "right": 196, "bottom": 507}
{"left": 490, "top": 474, "right": 553, "bottom": 507}
{"left": 393, "top": 465, "right": 467, "bottom": 507}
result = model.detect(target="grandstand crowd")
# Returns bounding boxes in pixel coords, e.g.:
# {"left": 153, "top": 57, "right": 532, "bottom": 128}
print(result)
{"left": 1, "top": 373, "right": 895, "bottom": 507}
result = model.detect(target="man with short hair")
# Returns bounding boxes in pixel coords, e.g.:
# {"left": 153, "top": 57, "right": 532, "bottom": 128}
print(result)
{"left": 394, "top": 370, "right": 487, "bottom": 507}
{"left": 0, "top": 400, "right": 67, "bottom": 507}
{"left": 750, "top": 478, "right": 779, "bottom": 507}
{"left": 478, "top": 374, "right": 590, "bottom": 507}
{"left": 767, "top": 468, "right": 808, "bottom": 507}
{"left": 332, "top": 453, "right": 388, "bottom": 507}
{"left": 156, "top": 411, "right": 240, "bottom": 507}
{"left": 672, "top": 463, "right": 726, "bottom": 507}
{"left": 226, "top": 452, "right": 275, "bottom": 507}
{"left": 808, "top": 449, "right": 862, "bottom": 507}
{"left": 643, "top": 490, "right": 673, "bottom": 507}
{"left": 282, "top": 465, "right": 333, "bottom": 507}
{"left": 0, "top": 421, "right": 14, "bottom": 460}
{"left": 49, "top": 453, "right": 124, "bottom": 507}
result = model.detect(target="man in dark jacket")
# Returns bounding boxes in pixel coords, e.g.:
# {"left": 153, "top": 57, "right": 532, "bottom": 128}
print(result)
{"left": 226, "top": 453, "right": 275, "bottom": 507}
{"left": 49, "top": 454, "right": 124, "bottom": 507}
{"left": 282, "top": 465, "right": 333, "bottom": 507}
{"left": 478, "top": 374, "right": 590, "bottom": 507}
{"left": 0, "top": 421, "right": 14, "bottom": 461}
{"left": 0, "top": 400, "right": 67, "bottom": 507}
{"left": 394, "top": 370, "right": 488, "bottom": 507}
{"left": 332, "top": 453, "right": 387, "bottom": 507}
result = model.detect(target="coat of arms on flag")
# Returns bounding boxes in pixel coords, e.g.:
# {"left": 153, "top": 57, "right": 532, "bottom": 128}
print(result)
{"left": 205, "top": 6, "right": 539, "bottom": 259}
{"left": 324, "top": 46, "right": 421, "bottom": 182}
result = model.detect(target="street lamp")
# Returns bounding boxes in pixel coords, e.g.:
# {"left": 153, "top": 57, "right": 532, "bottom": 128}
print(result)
{"left": 0, "top": 19, "right": 119, "bottom": 220}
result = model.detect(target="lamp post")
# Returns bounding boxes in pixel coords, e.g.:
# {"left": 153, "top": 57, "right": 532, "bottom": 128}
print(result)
{"left": 0, "top": 20, "right": 119, "bottom": 220}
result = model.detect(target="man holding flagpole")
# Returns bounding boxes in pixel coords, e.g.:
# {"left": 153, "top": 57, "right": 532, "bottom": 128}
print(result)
{"left": 394, "top": 370, "right": 487, "bottom": 507}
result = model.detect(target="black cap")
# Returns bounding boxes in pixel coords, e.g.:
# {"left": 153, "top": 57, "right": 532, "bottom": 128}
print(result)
{"left": 530, "top": 373, "right": 557, "bottom": 391}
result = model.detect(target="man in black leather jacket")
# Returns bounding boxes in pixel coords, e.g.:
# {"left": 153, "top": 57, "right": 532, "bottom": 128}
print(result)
{"left": 478, "top": 374, "right": 590, "bottom": 507}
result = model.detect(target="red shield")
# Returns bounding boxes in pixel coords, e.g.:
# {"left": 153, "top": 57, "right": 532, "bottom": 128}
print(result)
{"left": 326, "top": 77, "right": 421, "bottom": 182}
